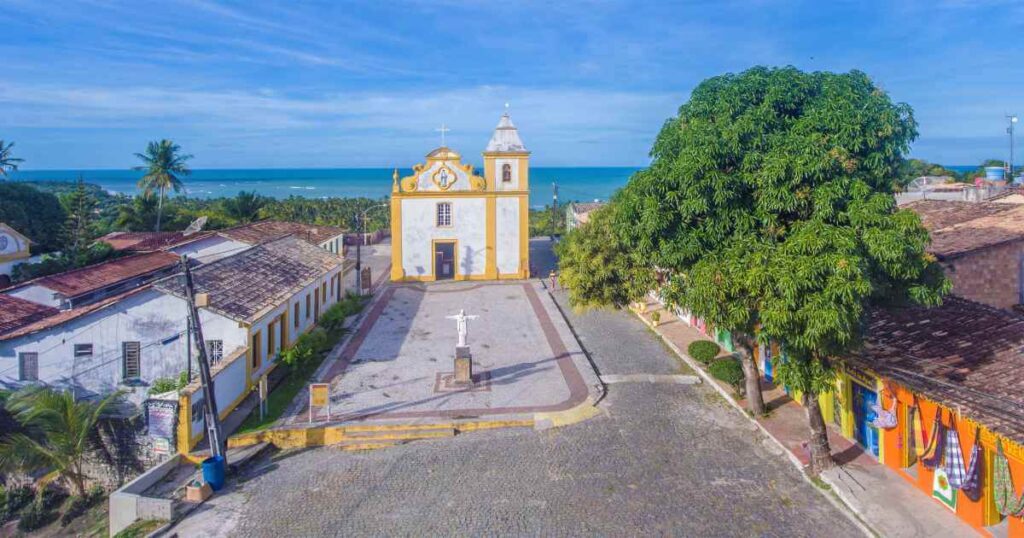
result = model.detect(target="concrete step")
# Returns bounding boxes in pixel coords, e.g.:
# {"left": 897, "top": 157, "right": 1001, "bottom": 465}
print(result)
{"left": 335, "top": 422, "right": 456, "bottom": 433}
{"left": 335, "top": 439, "right": 402, "bottom": 451}
{"left": 336, "top": 428, "right": 456, "bottom": 442}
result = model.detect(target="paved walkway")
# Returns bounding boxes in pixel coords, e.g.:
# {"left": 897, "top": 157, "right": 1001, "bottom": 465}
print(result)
{"left": 166, "top": 280, "right": 863, "bottom": 537}
{"left": 284, "top": 279, "right": 600, "bottom": 425}
{"left": 632, "top": 297, "right": 981, "bottom": 538}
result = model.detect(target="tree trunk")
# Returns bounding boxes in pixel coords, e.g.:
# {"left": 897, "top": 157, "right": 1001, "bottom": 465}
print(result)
{"left": 732, "top": 333, "right": 766, "bottom": 416}
{"left": 804, "top": 391, "right": 835, "bottom": 473}
{"left": 155, "top": 186, "right": 164, "bottom": 232}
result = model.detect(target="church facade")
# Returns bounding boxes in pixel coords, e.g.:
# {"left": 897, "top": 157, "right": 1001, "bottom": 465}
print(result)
{"left": 390, "top": 112, "right": 530, "bottom": 282}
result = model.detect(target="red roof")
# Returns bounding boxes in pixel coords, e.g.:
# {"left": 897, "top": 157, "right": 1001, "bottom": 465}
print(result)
{"left": 0, "top": 288, "right": 148, "bottom": 341}
{"left": 218, "top": 221, "right": 346, "bottom": 246}
{"left": 98, "top": 231, "right": 212, "bottom": 252}
{"left": 0, "top": 295, "right": 59, "bottom": 336}
{"left": 35, "top": 251, "right": 179, "bottom": 298}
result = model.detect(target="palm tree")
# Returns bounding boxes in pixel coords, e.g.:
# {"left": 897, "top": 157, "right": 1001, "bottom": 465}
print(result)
{"left": 221, "top": 190, "right": 269, "bottom": 223}
{"left": 0, "top": 388, "right": 121, "bottom": 497}
{"left": 0, "top": 140, "right": 25, "bottom": 178}
{"left": 133, "top": 140, "right": 192, "bottom": 232}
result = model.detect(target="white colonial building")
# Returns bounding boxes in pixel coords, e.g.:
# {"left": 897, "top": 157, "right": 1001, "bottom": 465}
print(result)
{"left": 390, "top": 112, "right": 530, "bottom": 281}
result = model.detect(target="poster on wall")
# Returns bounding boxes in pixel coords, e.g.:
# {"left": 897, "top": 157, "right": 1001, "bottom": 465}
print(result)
{"left": 932, "top": 468, "right": 958, "bottom": 511}
{"left": 146, "top": 399, "right": 179, "bottom": 449}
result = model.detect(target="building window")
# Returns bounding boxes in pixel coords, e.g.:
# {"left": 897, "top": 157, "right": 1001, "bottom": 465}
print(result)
{"left": 18, "top": 352, "right": 38, "bottom": 381}
{"left": 122, "top": 341, "right": 141, "bottom": 380}
{"left": 436, "top": 202, "right": 452, "bottom": 227}
{"left": 251, "top": 332, "right": 262, "bottom": 370}
{"left": 294, "top": 302, "right": 300, "bottom": 328}
{"left": 306, "top": 294, "right": 311, "bottom": 319}
{"left": 268, "top": 321, "right": 276, "bottom": 358}
{"left": 322, "top": 282, "right": 327, "bottom": 302}
{"left": 502, "top": 163, "right": 512, "bottom": 183}
{"left": 74, "top": 343, "right": 93, "bottom": 358}
{"left": 207, "top": 340, "right": 223, "bottom": 364}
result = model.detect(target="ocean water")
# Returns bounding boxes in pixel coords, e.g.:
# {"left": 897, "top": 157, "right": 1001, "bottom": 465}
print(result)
{"left": 7, "top": 167, "right": 640, "bottom": 209}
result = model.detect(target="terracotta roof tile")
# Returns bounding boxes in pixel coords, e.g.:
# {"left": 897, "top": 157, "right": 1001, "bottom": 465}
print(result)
{"left": 903, "top": 200, "right": 1019, "bottom": 231}
{"left": 850, "top": 296, "right": 1024, "bottom": 445}
{"left": 0, "top": 288, "right": 148, "bottom": 341}
{"left": 155, "top": 235, "right": 345, "bottom": 323}
{"left": 904, "top": 200, "right": 1024, "bottom": 259}
{"left": 0, "top": 295, "right": 59, "bottom": 336}
{"left": 35, "top": 251, "right": 179, "bottom": 298}
{"left": 98, "top": 231, "right": 212, "bottom": 252}
{"left": 218, "top": 221, "right": 346, "bottom": 246}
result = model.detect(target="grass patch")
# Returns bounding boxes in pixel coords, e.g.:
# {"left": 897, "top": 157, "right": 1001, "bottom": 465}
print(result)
{"left": 235, "top": 294, "right": 368, "bottom": 433}
{"left": 113, "top": 519, "right": 165, "bottom": 538}
{"left": 810, "top": 475, "right": 832, "bottom": 491}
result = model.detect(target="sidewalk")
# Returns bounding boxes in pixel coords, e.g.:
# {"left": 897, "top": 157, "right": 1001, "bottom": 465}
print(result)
{"left": 633, "top": 298, "right": 980, "bottom": 538}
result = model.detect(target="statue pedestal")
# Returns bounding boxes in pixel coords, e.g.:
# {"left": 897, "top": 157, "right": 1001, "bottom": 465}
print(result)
{"left": 453, "top": 345, "right": 473, "bottom": 385}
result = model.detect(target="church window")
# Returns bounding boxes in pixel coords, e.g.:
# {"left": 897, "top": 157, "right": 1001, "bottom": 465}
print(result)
{"left": 502, "top": 164, "right": 512, "bottom": 183}
{"left": 436, "top": 202, "right": 452, "bottom": 227}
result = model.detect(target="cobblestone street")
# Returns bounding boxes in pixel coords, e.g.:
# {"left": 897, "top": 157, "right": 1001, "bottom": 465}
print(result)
{"left": 171, "top": 246, "right": 863, "bottom": 537}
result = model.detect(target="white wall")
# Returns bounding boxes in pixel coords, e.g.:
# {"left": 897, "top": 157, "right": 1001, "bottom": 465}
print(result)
{"left": 171, "top": 236, "right": 250, "bottom": 264}
{"left": 496, "top": 196, "right": 521, "bottom": 274}
{"left": 401, "top": 197, "right": 487, "bottom": 277}
{"left": 0, "top": 289, "right": 246, "bottom": 405}
{"left": 495, "top": 158, "right": 521, "bottom": 191}
{"left": 187, "top": 350, "right": 248, "bottom": 436}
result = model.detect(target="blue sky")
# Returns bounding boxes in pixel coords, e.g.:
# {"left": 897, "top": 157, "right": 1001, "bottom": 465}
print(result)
{"left": 1, "top": 0, "right": 1022, "bottom": 169}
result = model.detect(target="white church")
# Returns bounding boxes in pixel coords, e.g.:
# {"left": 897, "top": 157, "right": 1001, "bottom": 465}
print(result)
{"left": 390, "top": 112, "right": 530, "bottom": 281}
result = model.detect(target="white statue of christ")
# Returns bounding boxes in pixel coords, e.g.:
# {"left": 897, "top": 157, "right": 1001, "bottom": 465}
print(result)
{"left": 445, "top": 309, "right": 478, "bottom": 347}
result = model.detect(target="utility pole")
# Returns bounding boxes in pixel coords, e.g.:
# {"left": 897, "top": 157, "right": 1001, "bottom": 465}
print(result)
{"left": 551, "top": 181, "right": 559, "bottom": 240}
{"left": 185, "top": 323, "right": 192, "bottom": 384}
{"left": 179, "top": 255, "right": 226, "bottom": 464}
{"left": 1008, "top": 114, "right": 1019, "bottom": 182}
{"left": 353, "top": 213, "right": 362, "bottom": 292}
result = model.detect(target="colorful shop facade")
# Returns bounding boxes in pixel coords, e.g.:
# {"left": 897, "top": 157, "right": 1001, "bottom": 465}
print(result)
{"left": 675, "top": 295, "right": 1024, "bottom": 536}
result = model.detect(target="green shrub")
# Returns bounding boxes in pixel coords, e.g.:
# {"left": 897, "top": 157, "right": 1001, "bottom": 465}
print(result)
{"left": 38, "top": 485, "right": 67, "bottom": 512}
{"left": 687, "top": 340, "right": 720, "bottom": 364}
{"left": 17, "top": 500, "right": 56, "bottom": 532}
{"left": 60, "top": 485, "right": 105, "bottom": 527}
{"left": 0, "top": 485, "right": 34, "bottom": 524}
{"left": 708, "top": 357, "right": 745, "bottom": 389}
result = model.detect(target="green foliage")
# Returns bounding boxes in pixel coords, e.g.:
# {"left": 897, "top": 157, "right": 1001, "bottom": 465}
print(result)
{"left": 0, "top": 387, "right": 122, "bottom": 497}
{"left": 134, "top": 139, "right": 193, "bottom": 232}
{"left": 0, "top": 485, "right": 33, "bottom": 525}
{"left": 613, "top": 66, "right": 948, "bottom": 395}
{"left": 0, "top": 182, "right": 67, "bottom": 252}
{"left": 708, "top": 357, "right": 745, "bottom": 389}
{"left": 0, "top": 140, "right": 24, "bottom": 177}
{"left": 260, "top": 196, "right": 388, "bottom": 231}
{"left": 687, "top": 340, "right": 720, "bottom": 364}
{"left": 60, "top": 485, "right": 105, "bottom": 527}
{"left": 61, "top": 177, "right": 99, "bottom": 258}
{"left": 897, "top": 158, "right": 962, "bottom": 187}
{"left": 17, "top": 499, "right": 57, "bottom": 532}
{"left": 555, "top": 206, "right": 655, "bottom": 310}
{"left": 529, "top": 204, "right": 566, "bottom": 237}
{"left": 148, "top": 372, "right": 189, "bottom": 395}
{"left": 221, "top": 190, "right": 270, "bottom": 223}
{"left": 11, "top": 242, "right": 122, "bottom": 283}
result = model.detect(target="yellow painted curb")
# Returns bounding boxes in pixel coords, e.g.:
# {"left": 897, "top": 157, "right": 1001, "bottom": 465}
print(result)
{"left": 533, "top": 402, "right": 602, "bottom": 430}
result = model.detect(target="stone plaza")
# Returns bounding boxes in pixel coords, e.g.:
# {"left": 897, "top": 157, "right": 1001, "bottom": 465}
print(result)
{"left": 295, "top": 279, "right": 601, "bottom": 425}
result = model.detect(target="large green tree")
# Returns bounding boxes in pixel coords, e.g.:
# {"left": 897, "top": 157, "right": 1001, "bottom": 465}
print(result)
{"left": 571, "top": 66, "right": 948, "bottom": 472}
{"left": 0, "top": 140, "right": 24, "bottom": 178}
{"left": 0, "top": 388, "right": 121, "bottom": 496}
{"left": 0, "top": 183, "right": 66, "bottom": 252}
{"left": 61, "top": 177, "right": 98, "bottom": 259}
{"left": 221, "top": 190, "right": 269, "bottom": 224}
{"left": 133, "top": 139, "right": 192, "bottom": 232}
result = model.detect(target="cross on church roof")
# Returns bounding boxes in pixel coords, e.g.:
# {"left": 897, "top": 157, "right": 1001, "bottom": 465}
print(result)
{"left": 435, "top": 123, "right": 451, "bottom": 147}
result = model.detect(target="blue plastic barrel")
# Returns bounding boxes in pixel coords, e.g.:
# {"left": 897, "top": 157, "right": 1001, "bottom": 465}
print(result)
{"left": 202, "top": 455, "right": 226, "bottom": 491}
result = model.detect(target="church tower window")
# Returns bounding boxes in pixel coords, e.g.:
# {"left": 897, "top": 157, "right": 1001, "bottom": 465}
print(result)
{"left": 502, "top": 163, "right": 512, "bottom": 183}
{"left": 436, "top": 202, "right": 452, "bottom": 227}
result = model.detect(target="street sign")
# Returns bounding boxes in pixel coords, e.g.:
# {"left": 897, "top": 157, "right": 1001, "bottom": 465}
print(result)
{"left": 309, "top": 383, "right": 330, "bottom": 423}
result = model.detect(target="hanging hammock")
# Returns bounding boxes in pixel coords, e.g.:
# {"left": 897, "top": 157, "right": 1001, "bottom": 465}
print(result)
{"left": 959, "top": 429, "right": 983, "bottom": 502}
{"left": 911, "top": 400, "right": 928, "bottom": 459}
{"left": 944, "top": 416, "right": 968, "bottom": 490}
{"left": 921, "top": 410, "right": 946, "bottom": 470}
{"left": 995, "top": 440, "right": 1024, "bottom": 517}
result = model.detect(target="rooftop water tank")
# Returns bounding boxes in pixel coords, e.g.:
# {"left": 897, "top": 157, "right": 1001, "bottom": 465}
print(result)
{"left": 985, "top": 166, "right": 1006, "bottom": 180}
